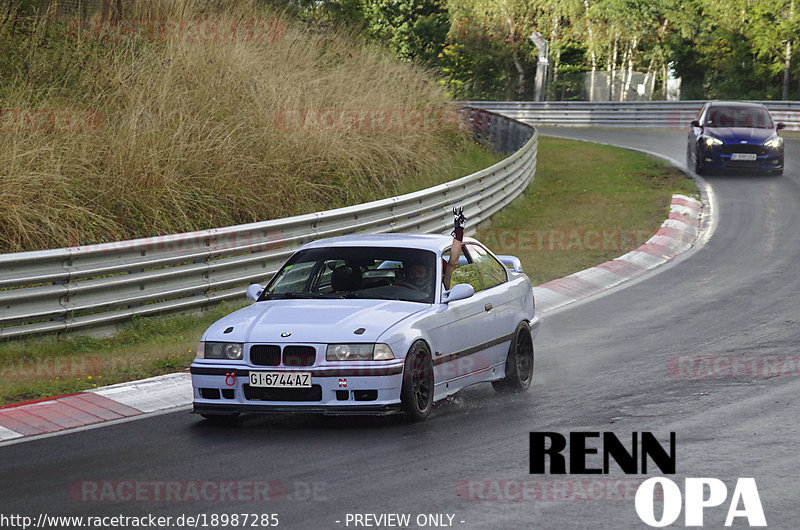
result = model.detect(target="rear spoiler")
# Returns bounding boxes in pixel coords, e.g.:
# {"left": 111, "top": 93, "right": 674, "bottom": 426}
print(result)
{"left": 497, "top": 255, "right": 523, "bottom": 273}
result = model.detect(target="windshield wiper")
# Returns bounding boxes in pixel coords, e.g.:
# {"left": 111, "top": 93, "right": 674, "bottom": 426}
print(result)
{"left": 263, "top": 292, "right": 334, "bottom": 300}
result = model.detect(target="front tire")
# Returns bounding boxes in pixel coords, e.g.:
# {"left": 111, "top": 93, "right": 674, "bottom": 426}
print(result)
{"left": 493, "top": 322, "right": 534, "bottom": 393}
{"left": 401, "top": 341, "right": 434, "bottom": 421}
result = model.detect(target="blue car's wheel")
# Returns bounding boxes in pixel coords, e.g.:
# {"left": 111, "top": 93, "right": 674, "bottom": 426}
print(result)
{"left": 693, "top": 151, "right": 706, "bottom": 175}
{"left": 401, "top": 341, "right": 433, "bottom": 421}
{"left": 493, "top": 322, "right": 534, "bottom": 393}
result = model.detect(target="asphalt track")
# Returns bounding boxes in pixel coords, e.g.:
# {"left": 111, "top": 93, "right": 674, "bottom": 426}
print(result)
{"left": 2, "top": 129, "right": 799, "bottom": 529}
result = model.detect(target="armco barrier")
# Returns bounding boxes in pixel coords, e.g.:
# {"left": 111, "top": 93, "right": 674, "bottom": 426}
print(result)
{"left": 462, "top": 100, "right": 800, "bottom": 131}
{"left": 0, "top": 108, "right": 536, "bottom": 339}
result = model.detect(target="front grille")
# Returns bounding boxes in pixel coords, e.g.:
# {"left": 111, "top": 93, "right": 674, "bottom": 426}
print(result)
{"left": 283, "top": 346, "right": 316, "bottom": 366}
{"left": 250, "top": 345, "right": 281, "bottom": 366}
{"left": 243, "top": 384, "right": 323, "bottom": 402}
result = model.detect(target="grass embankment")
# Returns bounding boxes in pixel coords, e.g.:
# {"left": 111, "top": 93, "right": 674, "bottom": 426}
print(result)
{"left": 477, "top": 136, "right": 698, "bottom": 285}
{"left": 0, "top": 137, "right": 698, "bottom": 406}
{"left": 0, "top": 0, "right": 485, "bottom": 252}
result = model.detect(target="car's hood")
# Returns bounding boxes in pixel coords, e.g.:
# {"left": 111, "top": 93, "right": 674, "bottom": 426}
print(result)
{"left": 706, "top": 127, "right": 775, "bottom": 144}
{"left": 202, "top": 299, "right": 428, "bottom": 344}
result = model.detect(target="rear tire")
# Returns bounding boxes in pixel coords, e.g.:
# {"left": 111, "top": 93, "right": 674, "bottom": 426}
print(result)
{"left": 401, "top": 341, "right": 434, "bottom": 421}
{"left": 493, "top": 322, "right": 534, "bottom": 393}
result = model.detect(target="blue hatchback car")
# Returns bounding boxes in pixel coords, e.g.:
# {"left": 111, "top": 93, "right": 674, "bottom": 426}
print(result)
{"left": 191, "top": 234, "right": 540, "bottom": 422}
{"left": 687, "top": 101, "right": 785, "bottom": 175}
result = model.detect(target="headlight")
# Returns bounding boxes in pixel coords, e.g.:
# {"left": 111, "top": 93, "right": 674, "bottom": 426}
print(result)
{"left": 704, "top": 136, "right": 723, "bottom": 146}
{"left": 764, "top": 136, "right": 783, "bottom": 149}
{"left": 197, "top": 341, "right": 243, "bottom": 360}
{"left": 326, "top": 343, "right": 396, "bottom": 361}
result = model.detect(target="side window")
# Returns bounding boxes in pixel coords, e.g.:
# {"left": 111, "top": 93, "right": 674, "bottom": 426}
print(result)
{"left": 447, "top": 250, "right": 481, "bottom": 292}
{"left": 449, "top": 244, "right": 507, "bottom": 292}
{"left": 466, "top": 243, "right": 507, "bottom": 291}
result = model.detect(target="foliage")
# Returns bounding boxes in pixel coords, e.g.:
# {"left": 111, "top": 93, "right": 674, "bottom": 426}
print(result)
{"left": 0, "top": 0, "right": 481, "bottom": 252}
{"left": 288, "top": 0, "right": 800, "bottom": 101}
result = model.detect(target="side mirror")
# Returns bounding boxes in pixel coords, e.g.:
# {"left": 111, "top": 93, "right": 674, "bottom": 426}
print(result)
{"left": 690, "top": 120, "right": 701, "bottom": 128}
{"left": 442, "top": 283, "right": 475, "bottom": 303}
{"left": 776, "top": 122, "right": 786, "bottom": 130}
{"left": 246, "top": 284, "right": 264, "bottom": 301}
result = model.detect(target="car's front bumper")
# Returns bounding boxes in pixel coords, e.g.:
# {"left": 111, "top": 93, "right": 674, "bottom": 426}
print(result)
{"left": 698, "top": 145, "right": 783, "bottom": 171}
{"left": 190, "top": 362, "right": 405, "bottom": 416}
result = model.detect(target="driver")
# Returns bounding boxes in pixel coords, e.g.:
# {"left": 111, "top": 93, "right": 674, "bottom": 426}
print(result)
{"left": 403, "top": 261, "right": 433, "bottom": 292}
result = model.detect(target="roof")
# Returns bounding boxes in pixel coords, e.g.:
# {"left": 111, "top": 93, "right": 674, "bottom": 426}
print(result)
{"left": 706, "top": 101, "right": 768, "bottom": 109}
{"left": 301, "top": 233, "right": 473, "bottom": 253}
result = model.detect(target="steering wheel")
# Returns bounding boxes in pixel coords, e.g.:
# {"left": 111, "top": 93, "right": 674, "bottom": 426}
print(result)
{"left": 392, "top": 280, "right": 422, "bottom": 291}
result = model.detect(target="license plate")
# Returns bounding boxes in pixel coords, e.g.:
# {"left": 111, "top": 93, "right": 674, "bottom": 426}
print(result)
{"left": 249, "top": 372, "right": 311, "bottom": 388}
{"left": 731, "top": 153, "right": 757, "bottom": 161}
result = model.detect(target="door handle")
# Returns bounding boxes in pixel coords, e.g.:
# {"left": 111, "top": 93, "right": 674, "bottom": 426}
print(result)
{"left": 484, "top": 303, "right": 493, "bottom": 312}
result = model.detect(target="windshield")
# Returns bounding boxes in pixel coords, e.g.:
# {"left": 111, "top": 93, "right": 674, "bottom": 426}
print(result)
{"left": 704, "top": 106, "right": 774, "bottom": 129}
{"left": 261, "top": 246, "right": 437, "bottom": 304}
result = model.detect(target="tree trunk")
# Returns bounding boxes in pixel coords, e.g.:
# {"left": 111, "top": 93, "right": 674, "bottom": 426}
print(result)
{"left": 785, "top": 1, "right": 795, "bottom": 100}
{"left": 622, "top": 37, "right": 637, "bottom": 101}
{"left": 610, "top": 37, "right": 618, "bottom": 101}
{"left": 511, "top": 51, "right": 525, "bottom": 99}
{"left": 584, "top": 0, "right": 597, "bottom": 101}
{"left": 783, "top": 40, "right": 792, "bottom": 100}
{"left": 642, "top": 55, "right": 655, "bottom": 101}
{"left": 550, "top": 15, "right": 561, "bottom": 99}
{"left": 506, "top": 17, "right": 525, "bottom": 99}
{"left": 619, "top": 44, "right": 630, "bottom": 101}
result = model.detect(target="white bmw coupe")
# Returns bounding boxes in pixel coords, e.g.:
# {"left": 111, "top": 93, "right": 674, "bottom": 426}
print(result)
{"left": 191, "top": 233, "right": 540, "bottom": 421}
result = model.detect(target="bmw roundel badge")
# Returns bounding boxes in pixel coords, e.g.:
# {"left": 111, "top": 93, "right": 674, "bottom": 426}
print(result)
{"left": 280, "top": 331, "right": 291, "bottom": 337}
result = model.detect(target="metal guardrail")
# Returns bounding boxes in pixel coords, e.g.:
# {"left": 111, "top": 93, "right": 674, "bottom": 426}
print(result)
{"left": 0, "top": 108, "right": 536, "bottom": 339}
{"left": 463, "top": 100, "right": 800, "bottom": 131}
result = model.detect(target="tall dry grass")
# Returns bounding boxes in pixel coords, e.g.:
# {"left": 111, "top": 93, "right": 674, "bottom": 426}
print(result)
{"left": 0, "top": 0, "right": 468, "bottom": 252}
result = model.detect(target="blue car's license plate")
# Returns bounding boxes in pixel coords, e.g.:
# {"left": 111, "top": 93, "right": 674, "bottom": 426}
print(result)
{"left": 249, "top": 371, "right": 312, "bottom": 388}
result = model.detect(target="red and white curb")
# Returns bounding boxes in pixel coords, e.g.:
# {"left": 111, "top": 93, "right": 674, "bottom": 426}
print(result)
{"left": 0, "top": 193, "right": 705, "bottom": 444}
{"left": 0, "top": 373, "right": 191, "bottom": 444}
{"left": 533, "top": 194, "right": 703, "bottom": 314}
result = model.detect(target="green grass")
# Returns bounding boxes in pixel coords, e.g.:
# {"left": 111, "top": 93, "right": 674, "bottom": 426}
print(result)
{"left": 475, "top": 136, "right": 699, "bottom": 285}
{"left": 0, "top": 137, "right": 697, "bottom": 406}
{"left": 0, "top": 301, "right": 247, "bottom": 405}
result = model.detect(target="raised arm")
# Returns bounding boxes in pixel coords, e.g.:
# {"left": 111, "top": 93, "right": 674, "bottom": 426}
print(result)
{"left": 443, "top": 207, "right": 467, "bottom": 290}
